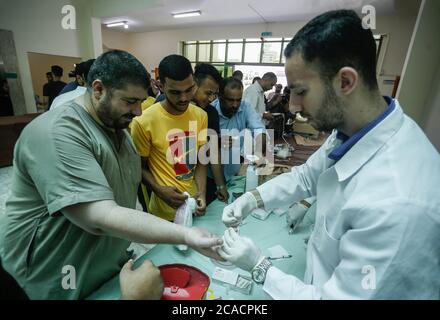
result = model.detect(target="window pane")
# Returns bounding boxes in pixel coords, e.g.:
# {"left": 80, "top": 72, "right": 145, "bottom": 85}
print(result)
{"left": 229, "top": 38, "right": 243, "bottom": 42}
{"left": 281, "top": 41, "right": 288, "bottom": 63}
{"left": 227, "top": 42, "right": 243, "bottom": 62}
{"left": 246, "top": 38, "right": 261, "bottom": 42}
{"left": 212, "top": 43, "right": 226, "bottom": 62}
{"left": 198, "top": 43, "right": 211, "bottom": 62}
{"left": 262, "top": 41, "right": 282, "bottom": 63}
{"left": 244, "top": 43, "right": 261, "bottom": 63}
{"left": 184, "top": 45, "right": 196, "bottom": 62}
{"left": 214, "top": 39, "right": 226, "bottom": 43}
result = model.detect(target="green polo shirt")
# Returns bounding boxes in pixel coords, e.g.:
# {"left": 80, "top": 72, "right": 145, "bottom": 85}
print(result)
{"left": 0, "top": 100, "right": 141, "bottom": 299}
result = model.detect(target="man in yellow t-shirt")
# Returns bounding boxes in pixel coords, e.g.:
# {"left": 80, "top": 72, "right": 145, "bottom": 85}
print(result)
{"left": 141, "top": 96, "right": 156, "bottom": 111}
{"left": 131, "top": 55, "right": 208, "bottom": 221}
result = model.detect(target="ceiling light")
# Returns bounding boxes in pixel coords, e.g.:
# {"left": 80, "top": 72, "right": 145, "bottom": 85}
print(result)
{"left": 106, "top": 21, "right": 128, "bottom": 28}
{"left": 172, "top": 10, "right": 201, "bottom": 18}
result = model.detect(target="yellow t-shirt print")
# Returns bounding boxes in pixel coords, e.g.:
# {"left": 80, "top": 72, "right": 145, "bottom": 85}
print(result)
{"left": 167, "top": 130, "right": 198, "bottom": 181}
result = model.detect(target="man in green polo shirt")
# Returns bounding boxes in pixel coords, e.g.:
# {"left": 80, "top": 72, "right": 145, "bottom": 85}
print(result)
{"left": 0, "top": 50, "right": 222, "bottom": 300}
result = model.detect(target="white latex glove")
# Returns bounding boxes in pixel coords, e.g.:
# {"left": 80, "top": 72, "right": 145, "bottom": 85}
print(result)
{"left": 217, "top": 228, "right": 263, "bottom": 272}
{"left": 222, "top": 192, "right": 257, "bottom": 227}
{"left": 286, "top": 197, "right": 316, "bottom": 230}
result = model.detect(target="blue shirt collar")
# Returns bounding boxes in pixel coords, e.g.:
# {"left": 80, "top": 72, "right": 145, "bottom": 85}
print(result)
{"left": 214, "top": 99, "right": 243, "bottom": 120}
{"left": 329, "top": 96, "right": 396, "bottom": 161}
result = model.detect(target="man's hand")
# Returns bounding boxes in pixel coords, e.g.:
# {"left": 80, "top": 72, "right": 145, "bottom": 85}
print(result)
{"left": 184, "top": 227, "right": 224, "bottom": 260}
{"left": 157, "top": 186, "right": 188, "bottom": 209}
{"left": 216, "top": 187, "right": 229, "bottom": 203}
{"left": 222, "top": 192, "right": 257, "bottom": 227}
{"left": 193, "top": 192, "right": 206, "bottom": 216}
{"left": 217, "top": 228, "right": 263, "bottom": 272}
{"left": 120, "top": 259, "right": 164, "bottom": 300}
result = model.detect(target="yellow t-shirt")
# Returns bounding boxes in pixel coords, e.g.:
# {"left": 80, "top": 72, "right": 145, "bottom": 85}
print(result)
{"left": 131, "top": 102, "right": 208, "bottom": 220}
{"left": 141, "top": 96, "right": 156, "bottom": 111}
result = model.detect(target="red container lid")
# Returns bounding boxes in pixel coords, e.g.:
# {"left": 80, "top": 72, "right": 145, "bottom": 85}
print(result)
{"left": 159, "top": 264, "right": 210, "bottom": 300}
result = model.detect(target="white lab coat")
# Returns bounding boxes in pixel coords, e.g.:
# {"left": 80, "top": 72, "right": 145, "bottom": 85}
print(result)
{"left": 257, "top": 100, "right": 440, "bottom": 299}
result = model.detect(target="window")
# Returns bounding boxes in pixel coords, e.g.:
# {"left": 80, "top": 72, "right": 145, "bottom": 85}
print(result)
{"left": 182, "top": 37, "right": 292, "bottom": 65}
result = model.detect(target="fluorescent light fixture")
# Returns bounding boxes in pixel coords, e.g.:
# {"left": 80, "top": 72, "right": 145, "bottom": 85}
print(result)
{"left": 172, "top": 10, "right": 201, "bottom": 18}
{"left": 106, "top": 21, "right": 129, "bottom": 28}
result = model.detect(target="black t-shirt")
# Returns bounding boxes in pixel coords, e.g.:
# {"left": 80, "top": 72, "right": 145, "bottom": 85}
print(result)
{"left": 205, "top": 103, "right": 220, "bottom": 136}
{"left": 43, "top": 81, "right": 66, "bottom": 109}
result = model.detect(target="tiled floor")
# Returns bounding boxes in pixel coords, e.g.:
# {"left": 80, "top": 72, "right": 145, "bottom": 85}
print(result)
{"left": 0, "top": 166, "right": 13, "bottom": 216}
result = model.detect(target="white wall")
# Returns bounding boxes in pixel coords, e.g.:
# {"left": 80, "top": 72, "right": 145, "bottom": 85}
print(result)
{"left": 424, "top": 68, "right": 440, "bottom": 152}
{"left": 101, "top": 28, "right": 132, "bottom": 51}
{"left": 376, "top": 0, "right": 421, "bottom": 95}
{"left": 396, "top": 0, "right": 440, "bottom": 151}
{"left": 0, "top": 0, "right": 81, "bottom": 113}
{"left": 129, "top": 2, "right": 421, "bottom": 85}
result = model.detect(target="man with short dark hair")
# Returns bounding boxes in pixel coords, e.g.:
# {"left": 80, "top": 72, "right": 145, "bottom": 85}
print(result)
{"left": 42, "top": 65, "right": 66, "bottom": 110}
{"left": 0, "top": 50, "right": 222, "bottom": 300}
{"left": 232, "top": 70, "right": 243, "bottom": 82}
{"left": 243, "top": 72, "right": 277, "bottom": 121}
{"left": 220, "top": 10, "right": 440, "bottom": 299}
{"left": 51, "top": 59, "right": 96, "bottom": 111}
{"left": 192, "top": 63, "right": 228, "bottom": 205}
{"left": 213, "top": 77, "right": 267, "bottom": 183}
{"left": 131, "top": 54, "right": 209, "bottom": 221}
{"left": 59, "top": 59, "right": 95, "bottom": 95}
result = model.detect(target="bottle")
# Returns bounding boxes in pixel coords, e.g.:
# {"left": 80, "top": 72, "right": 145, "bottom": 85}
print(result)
{"left": 245, "top": 162, "right": 258, "bottom": 192}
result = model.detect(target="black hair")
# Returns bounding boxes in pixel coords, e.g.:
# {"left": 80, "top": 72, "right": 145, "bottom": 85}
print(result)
{"left": 219, "top": 77, "right": 243, "bottom": 96}
{"left": 51, "top": 65, "right": 63, "bottom": 77}
{"left": 194, "top": 63, "right": 223, "bottom": 86}
{"left": 158, "top": 54, "right": 193, "bottom": 84}
{"left": 252, "top": 76, "right": 261, "bottom": 84}
{"left": 232, "top": 70, "right": 243, "bottom": 77}
{"left": 46, "top": 72, "right": 52, "bottom": 76}
{"left": 262, "top": 72, "right": 277, "bottom": 81}
{"left": 75, "top": 59, "right": 95, "bottom": 80}
{"left": 284, "top": 10, "right": 378, "bottom": 90}
{"left": 87, "top": 50, "right": 149, "bottom": 90}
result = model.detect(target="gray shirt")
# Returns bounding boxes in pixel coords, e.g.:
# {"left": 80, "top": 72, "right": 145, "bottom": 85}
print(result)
{"left": 0, "top": 100, "right": 141, "bottom": 299}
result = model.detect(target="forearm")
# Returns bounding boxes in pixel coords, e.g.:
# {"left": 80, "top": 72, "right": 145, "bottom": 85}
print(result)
{"left": 141, "top": 164, "right": 163, "bottom": 195}
{"left": 255, "top": 166, "right": 313, "bottom": 211}
{"left": 64, "top": 200, "right": 187, "bottom": 244}
{"left": 210, "top": 160, "right": 226, "bottom": 189}
{"left": 195, "top": 163, "right": 207, "bottom": 196}
{"left": 263, "top": 267, "right": 321, "bottom": 300}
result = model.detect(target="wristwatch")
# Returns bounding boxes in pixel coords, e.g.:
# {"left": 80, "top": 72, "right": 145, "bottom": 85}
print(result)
{"left": 251, "top": 257, "right": 273, "bottom": 284}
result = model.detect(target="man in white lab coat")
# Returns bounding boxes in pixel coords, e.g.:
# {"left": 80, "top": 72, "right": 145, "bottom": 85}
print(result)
{"left": 218, "top": 9, "right": 440, "bottom": 299}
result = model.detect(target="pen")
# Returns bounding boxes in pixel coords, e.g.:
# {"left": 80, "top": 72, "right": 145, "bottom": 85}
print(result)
{"left": 268, "top": 255, "right": 292, "bottom": 261}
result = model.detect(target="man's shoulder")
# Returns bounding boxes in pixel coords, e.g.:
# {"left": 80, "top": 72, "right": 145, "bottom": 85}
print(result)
{"left": 136, "top": 102, "right": 162, "bottom": 122}
{"left": 188, "top": 103, "right": 208, "bottom": 119}
{"left": 205, "top": 104, "right": 219, "bottom": 117}
{"left": 22, "top": 102, "right": 87, "bottom": 141}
